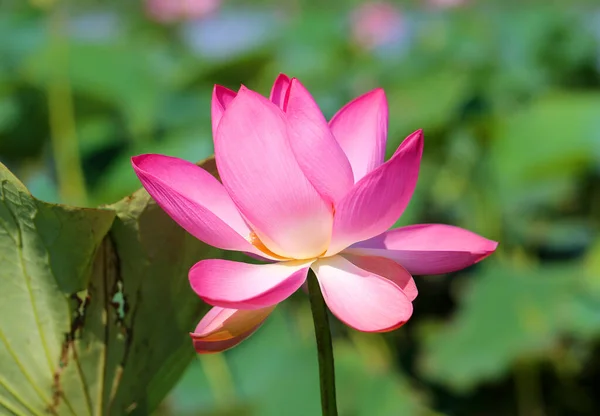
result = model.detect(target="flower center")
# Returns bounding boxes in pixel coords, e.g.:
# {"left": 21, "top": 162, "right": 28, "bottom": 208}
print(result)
{"left": 249, "top": 231, "right": 288, "bottom": 260}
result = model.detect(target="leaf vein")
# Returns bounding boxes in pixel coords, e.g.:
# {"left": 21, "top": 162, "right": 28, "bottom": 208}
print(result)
{"left": 0, "top": 329, "right": 52, "bottom": 411}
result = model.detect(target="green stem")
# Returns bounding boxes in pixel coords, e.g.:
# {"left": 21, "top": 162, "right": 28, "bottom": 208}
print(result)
{"left": 307, "top": 269, "right": 338, "bottom": 416}
{"left": 198, "top": 354, "right": 235, "bottom": 410}
{"left": 47, "top": 8, "right": 87, "bottom": 206}
{"left": 514, "top": 361, "right": 545, "bottom": 416}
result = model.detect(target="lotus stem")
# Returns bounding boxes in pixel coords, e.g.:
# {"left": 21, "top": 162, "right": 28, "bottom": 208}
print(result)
{"left": 47, "top": 8, "right": 87, "bottom": 206}
{"left": 307, "top": 269, "right": 338, "bottom": 416}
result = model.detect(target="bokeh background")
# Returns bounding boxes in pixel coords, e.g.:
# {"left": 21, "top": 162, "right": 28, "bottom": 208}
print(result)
{"left": 2, "top": 0, "right": 600, "bottom": 415}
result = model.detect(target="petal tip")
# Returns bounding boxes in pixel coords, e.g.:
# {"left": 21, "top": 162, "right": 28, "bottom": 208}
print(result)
{"left": 275, "top": 73, "right": 291, "bottom": 82}
{"left": 190, "top": 306, "right": 274, "bottom": 354}
{"left": 475, "top": 240, "right": 499, "bottom": 262}
{"left": 377, "top": 300, "right": 413, "bottom": 333}
{"left": 287, "top": 77, "right": 311, "bottom": 97}
{"left": 356, "top": 297, "right": 413, "bottom": 333}
{"left": 353, "top": 87, "right": 387, "bottom": 110}
{"left": 370, "top": 87, "right": 386, "bottom": 99}
{"left": 130, "top": 154, "right": 141, "bottom": 167}
{"left": 234, "top": 85, "right": 268, "bottom": 105}
{"left": 212, "top": 85, "right": 237, "bottom": 101}
{"left": 411, "top": 128, "right": 424, "bottom": 141}
{"left": 131, "top": 153, "right": 145, "bottom": 163}
{"left": 131, "top": 153, "right": 157, "bottom": 170}
{"left": 398, "top": 129, "right": 424, "bottom": 155}
{"left": 346, "top": 304, "right": 413, "bottom": 333}
{"left": 487, "top": 240, "right": 499, "bottom": 251}
{"left": 270, "top": 74, "right": 293, "bottom": 109}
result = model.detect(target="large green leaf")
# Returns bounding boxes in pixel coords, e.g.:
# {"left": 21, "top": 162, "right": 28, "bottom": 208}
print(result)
{"left": 490, "top": 92, "right": 600, "bottom": 212}
{"left": 23, "top": 40, "right": 172, "bottom": 137}
{"left": 386, "top": 70, "right": 469, "bottom": 146}
{"left": 0, "top": 162, "right": 115, "bottom": 415}
{"left": 418, "top": 262, "right": 600, "bottom": 391}
{"left": 0, "top": 159, "right": 219, "bottom": 415}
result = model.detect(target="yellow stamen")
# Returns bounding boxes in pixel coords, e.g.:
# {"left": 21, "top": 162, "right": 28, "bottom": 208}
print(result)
{"left": 249, "top": 231, "right": 288, "bottom": 260}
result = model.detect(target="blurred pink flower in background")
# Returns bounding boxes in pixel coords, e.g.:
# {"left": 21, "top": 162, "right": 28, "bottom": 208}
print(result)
{"left": 132, "top": 74, "right": 497, "bottom": 353}
{"left": 146, "top": 0, "right": 220, "bottom": 23}
{"left": 427, "top": 0, "right": 467, "bottom": 9}
{"left": 351, "top": 2, "right": 407, "bottom": 51}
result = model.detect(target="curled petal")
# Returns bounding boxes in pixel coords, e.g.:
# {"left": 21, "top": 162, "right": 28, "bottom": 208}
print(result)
{"left": 312, "top": 256, "right": 413, "bottom": 332}
{"left": 327, "top": 130, "right": 424, "bottom": 255}
{"left": 269, "top": 73, "right": 291, "bottom": 109}
{"left": 189, "top": 259, "right": 312, "bottom": 309}
{"left": 211, "top": 85, "right": 237, "bottom": 139}
{"left": 330, "top": 88, "right": 388, "bottom": 182}
{"left": 342, "top": 254, "right": 417, "bottom": 301}
{"left": 285, "top": 78, "right": 354, "bottom": 204}
{"left": 191, "top": 306, "right": 275, "bottom": 354}
{"left": 215, "top": 87, "right": 333, "bottom": 259}
{"left": 347, "top": 224, "right": 498, "bottom": 275}
{"left": 131, "top": 154, "right": 262, "bottom": 254}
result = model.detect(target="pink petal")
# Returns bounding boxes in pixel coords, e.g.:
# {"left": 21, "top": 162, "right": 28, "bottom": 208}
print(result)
{"left": 346, "top": 224, "right": 498, "bottom": 275}
{"left": 269, "top": 73, "right": 291, "bottom": 109}
{"left": 327, "top": 130, "right": 424, "bottom": 255}
{"left": 214, "top": 86, "right": 333, "bottom": 259}
{"left": 211, "top": 85, "right": 237, "bottom": 139}
{"left": 189, "top": 259, "right": 312, "bottom": 309}
{"left": 132, "top": 154, "right": 260, "bottom": 254}
{"left": 342, "top": 254, "right": 417, "bottom": 301}
{"left": 191, "top": 306, "right": 275, "bottom": 354}
{"left": 312, "top": 256, "right": 412, "bottom": 332}
{"left": 285, "top": 78, "right": 354, "bottom": 204}
{"left": 329, "top": 88, "right": 388, "bottom": 182}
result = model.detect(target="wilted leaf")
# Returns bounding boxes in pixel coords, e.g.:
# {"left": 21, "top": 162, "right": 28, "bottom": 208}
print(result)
{"left": 0, "top": 162, "right": 114, "bottom": 415}
{"left": 0, "top": 158, "right": 220, "bottom": 415}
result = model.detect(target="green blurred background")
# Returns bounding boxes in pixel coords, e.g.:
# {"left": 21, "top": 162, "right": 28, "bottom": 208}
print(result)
{"left": 1, "top": 0, "right": 600, "bottom": 414}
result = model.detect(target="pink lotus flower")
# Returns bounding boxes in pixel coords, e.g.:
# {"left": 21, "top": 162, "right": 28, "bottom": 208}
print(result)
{"left": 132, "top": 74, "right": 497, "bottom": 353}
{"left": 146, "top": 0, "right": 220, "bottom": 23}
{"left": 350, "top": 2, "right": 406, "bottom": 51}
